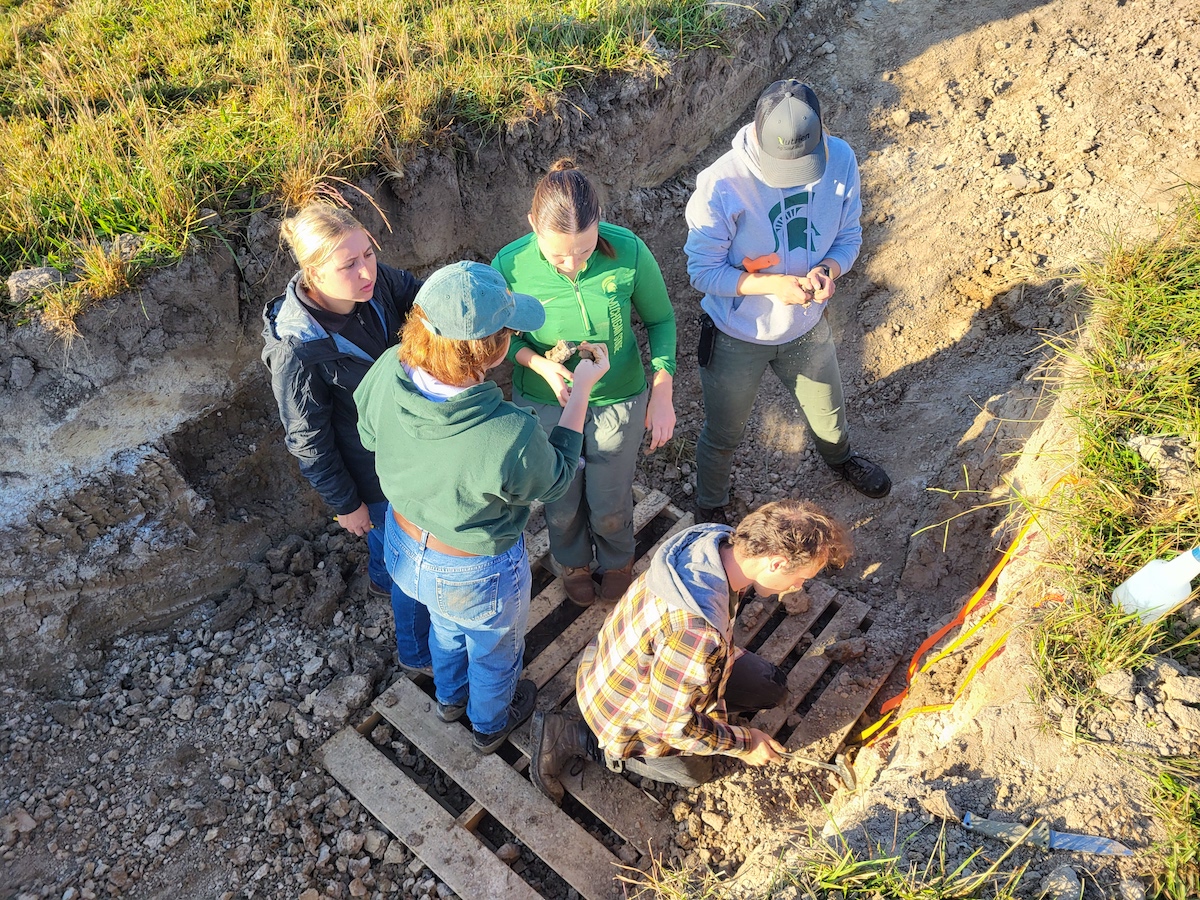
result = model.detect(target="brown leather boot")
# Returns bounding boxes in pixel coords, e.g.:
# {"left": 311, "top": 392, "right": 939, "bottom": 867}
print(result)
{"left": 599, "top": 560, "right": 634, "bottom": 602}
{"left": 561, "top": 566, "right": 596, "bottom": 607}
{"left": 530, "top": 710, "right": 599, "bottom": 805}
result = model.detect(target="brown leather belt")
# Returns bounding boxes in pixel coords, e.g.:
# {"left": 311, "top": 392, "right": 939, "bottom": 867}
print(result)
{"left": 392, "top": 509, "right": 478, "bottom": 557}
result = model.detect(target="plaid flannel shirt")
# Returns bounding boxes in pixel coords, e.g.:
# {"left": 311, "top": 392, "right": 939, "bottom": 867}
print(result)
{"left": 575, "top": 572, "right": 753, "bottom": 760}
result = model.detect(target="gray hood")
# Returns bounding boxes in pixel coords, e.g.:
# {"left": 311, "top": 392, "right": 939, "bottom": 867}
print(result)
{"left": 645, "top": 524, "right": 735, "bottom": 633}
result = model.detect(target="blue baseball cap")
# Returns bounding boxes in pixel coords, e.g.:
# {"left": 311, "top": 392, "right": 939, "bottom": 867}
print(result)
{"left": 415, "top": 261, "right": 545, "bottom": 340}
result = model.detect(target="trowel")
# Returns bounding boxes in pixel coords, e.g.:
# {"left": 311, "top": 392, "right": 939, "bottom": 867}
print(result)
{"left": 962, "top": 811, "right": 1133, "bottom": 855}
{"left": 778, "top": 749, "right": 856, "bottom": 790}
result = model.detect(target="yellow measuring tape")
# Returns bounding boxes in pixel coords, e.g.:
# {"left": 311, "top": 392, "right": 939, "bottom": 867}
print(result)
{"left": 859, "top": 514, "right": 1038, "bottom": 745}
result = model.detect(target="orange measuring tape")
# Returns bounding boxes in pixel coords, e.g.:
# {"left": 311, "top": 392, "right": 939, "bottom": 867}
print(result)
{"left": 860, "top": 515, "right": 1037, "bottom": 745}
{"left": 859, "top": 474, "right": 1077, "bottom": 746}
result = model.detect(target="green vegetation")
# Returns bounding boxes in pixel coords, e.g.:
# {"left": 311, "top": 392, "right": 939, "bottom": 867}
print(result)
{"left": 1150, "top": 765, "right": 1200, "bottom": 900}
{"left": 1025, "top": 196, "right": 1200, "bottom": 898}
{"left": 623, "top": 824, "right": 1028, "bottom": 899}
{"left": 1031, "top": 196, "right": 1200, "bottom": 713}
{"left": 0, "top": 0, "right": 725, "bottom": 318}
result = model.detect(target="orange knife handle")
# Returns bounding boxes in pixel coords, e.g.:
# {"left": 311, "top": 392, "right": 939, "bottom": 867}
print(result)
{"left": 741, "top": 252, "right": 780, "bottom": 274}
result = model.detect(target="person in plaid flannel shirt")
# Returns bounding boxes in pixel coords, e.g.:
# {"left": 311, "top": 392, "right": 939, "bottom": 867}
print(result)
{"left": 530, "top": 499, "right": 851, "bottom": 802}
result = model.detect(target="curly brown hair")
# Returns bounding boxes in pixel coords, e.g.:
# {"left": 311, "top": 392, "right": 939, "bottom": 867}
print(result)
{"left": 731, "top": 499, "right": 851, "bottom": 572}
{"left": 398, "top": 306, "right": 512, "bottom": 387}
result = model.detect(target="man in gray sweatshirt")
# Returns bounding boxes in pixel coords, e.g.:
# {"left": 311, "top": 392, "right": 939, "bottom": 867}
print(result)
{"left": 684, "top": 80, "right": 890, "bottom": 521}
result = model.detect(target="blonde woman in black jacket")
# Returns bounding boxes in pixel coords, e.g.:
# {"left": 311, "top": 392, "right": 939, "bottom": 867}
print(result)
{"left": 262, "top": 203, "right": 430, "bottom": 675}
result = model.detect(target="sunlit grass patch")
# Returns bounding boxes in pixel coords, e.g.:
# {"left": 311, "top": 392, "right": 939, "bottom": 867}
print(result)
{"left": 1148, "top": 769, "right": 1200, "bottom": 900}
{"left": 619, "top": 822, "right": 1030, "bottom": 899}
{"left": 1028, "top": 196, "right": 1200, "bottom": 710}
{"left": 0, "top": 0, "right": 727, "bottom": 325}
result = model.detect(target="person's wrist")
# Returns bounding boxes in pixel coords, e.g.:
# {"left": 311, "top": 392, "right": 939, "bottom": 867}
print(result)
{"left": 812, "top": 264, "right": 831, "bottom": 279}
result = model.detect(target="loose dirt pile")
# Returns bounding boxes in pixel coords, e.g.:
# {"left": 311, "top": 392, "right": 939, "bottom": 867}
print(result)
{"left": 3, "top": 0, "right": 1200, "bottom": 897}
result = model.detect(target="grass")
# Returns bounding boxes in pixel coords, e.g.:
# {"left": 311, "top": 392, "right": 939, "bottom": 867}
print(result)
{"left": 621, "top": 822, "right": 1029, "bottom": 899}
{"left": 1028, "top": 195, "right": 1200, "bottom": 712}
{"left": 0, "top": 0, "right": 726, "bottom": 323}
{"left": 1149, "top": 768, "right": 1200, "bottom": 900}
{"left": 1021, "top": 196, "right": 1200, "bottom": 898}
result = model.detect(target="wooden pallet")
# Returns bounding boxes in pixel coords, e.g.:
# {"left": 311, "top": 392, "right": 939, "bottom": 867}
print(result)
{"left": 319, "top": 488, "right": 897, "bottom": 899}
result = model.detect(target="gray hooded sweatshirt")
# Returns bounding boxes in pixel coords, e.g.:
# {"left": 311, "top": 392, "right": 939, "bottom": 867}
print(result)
{"left": 684, "top": 122, "right": 863, "bottom": 345}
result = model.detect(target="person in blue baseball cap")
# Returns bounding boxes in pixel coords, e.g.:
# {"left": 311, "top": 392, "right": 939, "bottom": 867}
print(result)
{"left": 355, "top": 260, "right": 610, "bottom": 753}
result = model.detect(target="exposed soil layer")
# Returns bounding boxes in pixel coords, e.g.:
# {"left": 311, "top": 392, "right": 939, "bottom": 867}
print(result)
{"left": 3, "top": 0, "right": 1200, "bottom": 896}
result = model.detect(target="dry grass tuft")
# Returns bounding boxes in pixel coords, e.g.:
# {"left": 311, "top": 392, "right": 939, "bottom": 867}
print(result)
{"left": 77, "top": 238, "right": 135, "bottom": 299}
{"left": 38, "top": 284, "right": 87, "bottom": 344}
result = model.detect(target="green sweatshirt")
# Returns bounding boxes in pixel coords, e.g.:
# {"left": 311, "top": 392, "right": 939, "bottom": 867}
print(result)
{"left": 354, "top": 351, "right": 584, "bottom": 556}
{"left": 492, "top": 222, "right": 677, "bottom": 407}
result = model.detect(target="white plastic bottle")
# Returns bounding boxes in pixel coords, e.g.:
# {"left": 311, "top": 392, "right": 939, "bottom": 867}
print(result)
{"left": 1113, "top": 547, "right": 1200, "bottom": 622}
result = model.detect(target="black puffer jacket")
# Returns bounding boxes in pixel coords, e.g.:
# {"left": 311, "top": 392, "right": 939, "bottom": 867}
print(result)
{"left": 261, "top": 263, "right": 419, "bottom": 515}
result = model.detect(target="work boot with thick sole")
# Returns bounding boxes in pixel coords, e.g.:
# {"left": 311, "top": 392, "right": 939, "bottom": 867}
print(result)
{"left": 599, "top": 560, "right": 634, "bottom": 602}
{"left": 828, "top": 454, "right": 892, "bottom": 499}
{"left": 530, "top": 710, "right": 599, "bottom": 805}
{"left": 561, "top": 566, "right": 597, "bottom": 608}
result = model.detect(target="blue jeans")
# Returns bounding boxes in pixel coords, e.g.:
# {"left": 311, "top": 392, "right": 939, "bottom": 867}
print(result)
{"left": 696, "top": 316, "right": 851, "bottom": 509}
{"left": 368, "top": 501, "right": 431, "bottom": 670}
{"left": 384, "top": 509, "right": 531, "bottom": 736}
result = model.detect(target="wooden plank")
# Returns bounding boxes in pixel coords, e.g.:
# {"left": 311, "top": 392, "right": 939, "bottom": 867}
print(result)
{"left": 318, "top": 728, "right": 541, "bottom": 900}
{"left": 786, "top": 647, "right": 900, "bottom": 755}
{"left": 522, "top": 503, "right": 690, "bottom": 689}
{"left": 535, "top": 647, "right": 589, "bottom": 711}
{"left": 732, "top": 595, "right": 781, "bottom": 648}
{"left": 523, "top": 604, "right": 611, "bottom": 688}
{"left": 750, "top": 615, "right": 812, "bottom": 668}
{"left": 455, "top": 802, "right": 487, "bottom": 831}
{"left": 631, "top": 489, "right": 673, "bottom": 533}
{"left": 751, "top": 596, "right": 871, "bottom": 736}
{"left": 508, "top": 717, "right": 674, "bottom": 854}
{"left": 747, "top": 583, "right": 839, "bottom": 666}
{"left": 527, "top": 529, "right": 552, "bottom": 575}
{"left": 372, "top": 678, "right": 622, "bottom": 900}
{"left": 526, "top": 579, "right": 570, "bottom": 633}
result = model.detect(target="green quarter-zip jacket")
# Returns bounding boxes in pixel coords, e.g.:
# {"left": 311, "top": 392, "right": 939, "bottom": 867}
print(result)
{"left": 492, "top": 222, "right": 677, "bottom": 407}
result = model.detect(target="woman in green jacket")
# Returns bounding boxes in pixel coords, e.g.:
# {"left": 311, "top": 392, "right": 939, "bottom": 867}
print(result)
{"left": 492, "top": 159, "right": 677, "bottom": 607}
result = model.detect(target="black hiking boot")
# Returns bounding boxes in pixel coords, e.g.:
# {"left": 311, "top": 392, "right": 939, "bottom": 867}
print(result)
{"left": 472, "top": 679, "right": 537, "bottom": 754}
{"left": 828, "top": 454, "right": 892, "bottom": 499}
{"left": 695, "top": 505, "right": 729, "bottom": 525}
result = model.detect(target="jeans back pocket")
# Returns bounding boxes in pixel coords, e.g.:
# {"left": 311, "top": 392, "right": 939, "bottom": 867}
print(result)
{"left": 434, "top": 571, "right": 502, "bottom": 626}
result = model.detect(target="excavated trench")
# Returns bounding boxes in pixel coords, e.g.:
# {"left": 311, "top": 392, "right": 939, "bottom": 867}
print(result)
{"left": 4, "top": 0, "right": 1199, "bottom": 894}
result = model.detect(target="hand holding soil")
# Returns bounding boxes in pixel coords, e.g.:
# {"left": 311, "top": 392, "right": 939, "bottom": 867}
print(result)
{"left": 567, "top": 341, "right": 609, "bottom": 392}
{"left": 806, "top": 267, "right": 836, "bottom": 303}
{"left": 773, "top": 274, "right": 819, "bottom": 307}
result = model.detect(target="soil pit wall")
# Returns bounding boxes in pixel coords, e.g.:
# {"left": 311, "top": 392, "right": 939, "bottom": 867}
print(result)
{"left": 0, "top": 0, "right": 821, "bottom": 681}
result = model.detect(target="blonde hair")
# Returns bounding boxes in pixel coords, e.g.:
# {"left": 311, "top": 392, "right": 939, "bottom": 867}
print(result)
{"left": 398, "top": 306, "right": 512, "bottom": 387}
{"left": 732, "top": 500, "right": 851, "bottom": 572}
{"left": 280, "top": 204, "right": 368, "bottom": 277}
